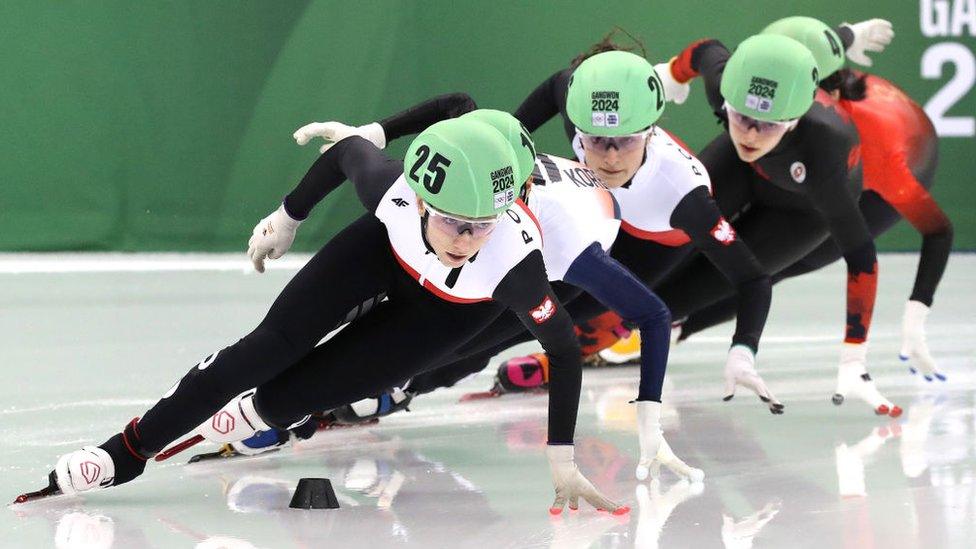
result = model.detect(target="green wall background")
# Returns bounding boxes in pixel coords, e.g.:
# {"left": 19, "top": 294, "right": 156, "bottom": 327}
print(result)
{"left": 1, "top": 1, "right": 973, "bottom": 252}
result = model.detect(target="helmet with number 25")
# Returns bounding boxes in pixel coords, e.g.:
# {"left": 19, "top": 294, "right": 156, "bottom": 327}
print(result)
{"left": 404, "top": 118, "right": 521, "bottom": 219}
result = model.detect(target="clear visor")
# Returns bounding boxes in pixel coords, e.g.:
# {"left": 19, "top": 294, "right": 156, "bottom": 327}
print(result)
{"left": 576, "top": 128, "right": 652, "bottom": 152}
{"left": 425, "top": 205, "right": 500, "bottom": 238}
{"left": 723, "top": 101, "right": 796, "bottom": 134}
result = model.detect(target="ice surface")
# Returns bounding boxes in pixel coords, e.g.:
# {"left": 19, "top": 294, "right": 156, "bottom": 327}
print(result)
{"left": 2, "top": 253, "right": 974, "bottom": 548}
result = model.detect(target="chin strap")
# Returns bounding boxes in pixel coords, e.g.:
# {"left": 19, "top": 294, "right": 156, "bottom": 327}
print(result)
{"left": 418, "top": 211, "right": 437, "bottom": 254}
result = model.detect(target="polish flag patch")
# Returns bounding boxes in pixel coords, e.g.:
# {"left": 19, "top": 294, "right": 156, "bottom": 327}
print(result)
{"left": 710, "top": 218, "right": 736, "bottom": 245}
{"left": 530, "top": 295, "right": 557, "bottom": 324}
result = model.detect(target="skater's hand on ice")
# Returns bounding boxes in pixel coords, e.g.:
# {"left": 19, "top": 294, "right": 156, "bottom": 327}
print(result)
{"left": 900, "top": 300, "right": 945, "bottom": 382}
{"left": 247, "top": 205, "right": 301, "bottom": 273}
{"left": 546, "top": 445, "right": 629, "bottom": 515}
{"left": 723, "top": 345, "right": 784, "bottom": 414}
{"left": 834, "top": 343, "right": 902, "bottom": 417}
{"left": 639, "top": 438, "right": 706, "bottom": 484}
{"left": 293, "top": 121, "right": 386, "bottom": 154}
{"left": 635, "top": 401, "right": 705, "bottom": 482}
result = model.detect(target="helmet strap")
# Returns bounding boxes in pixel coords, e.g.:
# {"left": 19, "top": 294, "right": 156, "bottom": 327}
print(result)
{"left": 418, "top": 211, "right": 437, "bottom": 255}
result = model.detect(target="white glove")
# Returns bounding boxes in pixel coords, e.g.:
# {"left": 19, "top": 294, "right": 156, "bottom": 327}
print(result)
{"left": 723, "top": 345, "right": 784, "bottom": 414}
{"left": 654, "top": 59, "right": 690, "bottom": 105}
{"left": 246, "top": 204, "right": 302, "bottom": 273}
{"left": 546, "top": 444, "right": 628, "bottom": 515}
{"left": 900, "top": 300, "right": 944, "bottom": 381}
{"left": 293, "top": 121, "right": 386, "bottom": 154}
{"left": 833, "top": 343, "right": 902, "bottom": 417}
{"left": 54, "top": 446, "right": 116, "bottom": 496}
{"left": 656, "top": 439, "right": 704, "bottom": 483}
{"left": 842, "top": 19, "right": 894, "bottom": 67}
{"left": 635, "top": 401, "right": 705, "bottom": 482}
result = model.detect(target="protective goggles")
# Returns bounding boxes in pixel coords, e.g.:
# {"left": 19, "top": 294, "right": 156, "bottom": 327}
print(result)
{"left": 425, "top": 205, "right": 500, "bottom": 238}
{"left": 723, "top": 102, "right": 797, "bottom": 134}
{"left": 576, "top": 128, "right": 651, "bottom": 152}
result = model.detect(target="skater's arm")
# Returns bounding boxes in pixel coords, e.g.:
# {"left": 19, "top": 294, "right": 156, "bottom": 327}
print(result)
{"left": 284, "top": 137, "right": 402, "bottom": 216}
{"left": 884, "top": 163, "right": 951, "bottom": 377}
{"left": 907, "top": 207, "right": 952, "bottom": 307}
{"left": 669, "top": 39, "right": 730, "bottom": 116}
{"left": 563, "top": 243, "right": 671, "bottom": 402}
{"left": 494, "top": 250, "right": 582, "bottom": 444}
{"left": 670, "top": 186, "right": 772, "bottom": 352}
{"left": 809, "top": 170, "right": 878, "bottom": 343}
{"left": 514, "top": 69, "right": 572, "bottom": 133}
{"left": 379, "top": 93, "right": 478, "bottom": 142}
{"left": 882, "top": 172, "right": 953, "bottom": 306}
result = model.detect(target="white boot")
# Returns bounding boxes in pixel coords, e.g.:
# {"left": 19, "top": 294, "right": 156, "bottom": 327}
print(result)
{"left": 833, "top": 343, "right": 902, "bottom": 417}
{"left": 196, "top": 391, "right": 274, "bottom": 444}
{"left": 54, "top": 447, "right": 116, "bottom": 496}
{"left": 599, "top": 330, "right": 642, "bottom": 364}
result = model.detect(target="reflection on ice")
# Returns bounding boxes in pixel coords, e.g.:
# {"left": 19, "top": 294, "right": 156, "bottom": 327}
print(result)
{"left": 55, "top": 512, "right": 114, "bottom": 549}
{"left": 720, "top": 501, "right": 780, "bottom": 549}
{"left": 2, "top": 253, "right": 974, "bottom": 548}
{"left": 635, "top": 479, "right": 703, "bottom": 548}
{"left": 195, "top": 537, "right": 257, "bottom": 549}
{"left": 835, "top": 424, "right": 899, "bottom": 497}
{"left": 900, "top": 396, "right": 945, "bottom": 478}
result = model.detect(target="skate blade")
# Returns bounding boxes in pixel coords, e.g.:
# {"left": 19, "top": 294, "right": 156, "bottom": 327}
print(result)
{"left": 597, "top": 350, "right": 641, "bottom": 365}
{"left": 459, "top": 390, "right": 502, "bottom": 402}
{"left": 188, "top": 443, "right": 243, "bottom": 463}
{"left": 317, "top": 417, "right": 380, "bottom": 430}
{"left": 12, "top": 472, "right": 61, "bottom": 504}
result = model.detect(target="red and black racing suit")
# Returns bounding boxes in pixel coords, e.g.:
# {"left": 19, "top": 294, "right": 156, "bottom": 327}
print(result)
{"left": 653, "top": 38, "right": 879, "bottom": 346}
{"left": 678, "top": 72, "right": 951, "bottom": 339}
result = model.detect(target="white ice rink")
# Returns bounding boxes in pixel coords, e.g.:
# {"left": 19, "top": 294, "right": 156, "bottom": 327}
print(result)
{"left": 2, "top": 253, "right": 974, "bottom": 548}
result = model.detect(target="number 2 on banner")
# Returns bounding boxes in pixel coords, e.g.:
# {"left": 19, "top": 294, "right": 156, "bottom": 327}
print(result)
{"left": 922, "top": 42, "right": 975, "bottom": 137}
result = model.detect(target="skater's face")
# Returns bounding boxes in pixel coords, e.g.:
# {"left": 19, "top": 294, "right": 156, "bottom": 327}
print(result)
{"left": 725, "top": 103, "right": 796, "bottom": 162}
{"left": 579, "top": 130, "right": 649, "bottom": 188}
{"left": 418, "top": 200, "right": 498, "bottom": 268}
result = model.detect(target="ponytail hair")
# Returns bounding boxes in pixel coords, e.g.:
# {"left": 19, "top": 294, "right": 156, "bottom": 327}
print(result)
{"left": 820, "top": 68, "right": 867, "bottom": 101}
{"left": 570, "top": 26, "right": 648, "bottom": 69}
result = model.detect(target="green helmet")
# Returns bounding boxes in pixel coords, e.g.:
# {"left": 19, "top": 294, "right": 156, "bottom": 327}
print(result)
{"left": 763, "top": 16, "right": 845, "bottom": 78}
{"left": 461, "top": 109, "right": 536, "bottom": 186}
{"left": 566, "top": 50, "right": 666, "bottom": 136}
{"left": 720, "top": 34, "right": 820, "bottom": 121}
{"left": 404, "top": 118, "right": 519, "bottom": 218}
